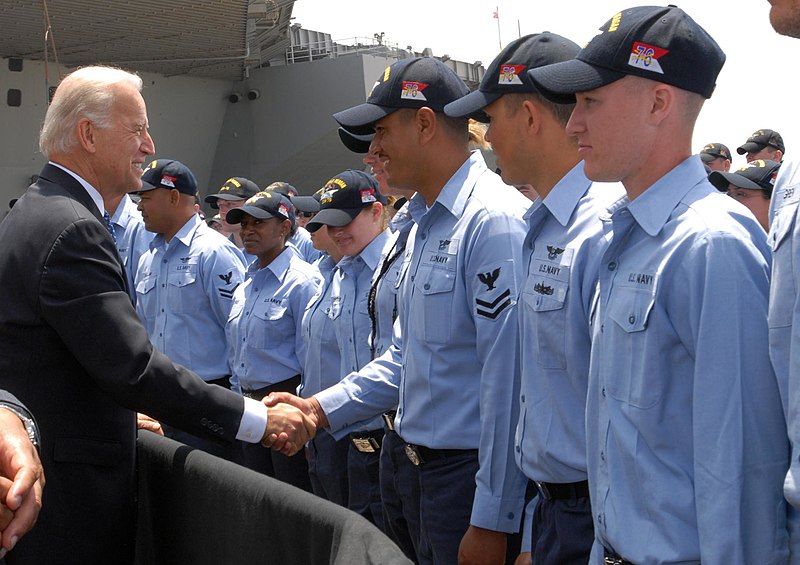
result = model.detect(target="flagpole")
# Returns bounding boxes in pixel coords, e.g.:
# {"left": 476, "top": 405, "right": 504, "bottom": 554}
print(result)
{"left": 495, "top": 6, "right": 502, "bottom": 49}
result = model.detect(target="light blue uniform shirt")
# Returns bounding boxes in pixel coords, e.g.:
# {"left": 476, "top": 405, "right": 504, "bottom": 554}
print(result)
{"left": 110, "top": 195, "right": 154, "bottom": 298}
{"left": 516, "top": 162, "right": 622, "bottom": 484}
{"left": 330, "top": 230, "right": 390, "bottom": 432}
{"left": 316, "top": 151, "right": 530, "bottom": 533}
{"left": 135, "top": 214, "right": 246, "bottom": 382}
{"left": 298, "top": 254, "right": 342, "bottom": 399}
{"left": 769, "top": 158, "right": 800, "bottom": 505}
{"left": 369, "top": 202, "right": 414, "bottom": 359}
{"left": 588, "top": 156, "right": 789, "bottom": 564}
{"left": 227, "top": 249, "right": 322, "bottom": 392}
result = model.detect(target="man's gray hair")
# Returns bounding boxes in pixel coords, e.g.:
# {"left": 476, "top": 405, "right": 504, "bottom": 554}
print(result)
{"left": 39, "top": 66, "right": 143, "bottom": 158}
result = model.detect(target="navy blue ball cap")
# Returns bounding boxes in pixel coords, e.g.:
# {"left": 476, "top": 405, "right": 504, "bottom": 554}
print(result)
{"left": 338, "top": 127, "right": 373, "bottom": 154}
{"left": 736, "top": 129, "right": 785, "bottom": 155}
{"left": 529, "top": 6, "right": 726, "bottom": 102}
{"left": 265, "top": 181, "right": 299, "bottom": 198}
{"left": 139, "top": 159, "right": 198, "bottom": 196}
{"left": 204, "top": 177, "right": 260, "bottom": 208}
{"left": 708, "top": 159, "right": 781, "bottom": 192}
{"left": 444, "top": 32, "right": 580, "bottom": 120}
{"left": 699, "top": 142, "right": 731, "bottom": 162}
{"left": 333, "top": 57, "right": 470, "bottom": 134}
{"left": 306, "top": 170, "right": 385, "bottom": 232}
{"left": 226, "top": 190, "right": 296, "bottom": 229}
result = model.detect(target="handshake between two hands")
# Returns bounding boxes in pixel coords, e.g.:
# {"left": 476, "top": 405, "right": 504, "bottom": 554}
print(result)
{"left": 259, "top": 393, "right": 327, "bottom": 455}
{"left": 136, "top": 393, "right": 327, "bottom": 457}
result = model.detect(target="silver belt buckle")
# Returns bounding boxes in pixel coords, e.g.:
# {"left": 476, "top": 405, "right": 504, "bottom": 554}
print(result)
{"left": 352, "top": 438, "right": 377, "bottom": 453}
{"left": 604, "top": 558, "right": 624, "bottom": 565}
{"left": 382, "top": 412, "right": 396, "bottom": 431}
{"left": 404, "top": 444, "right": 423, "bottom": 466}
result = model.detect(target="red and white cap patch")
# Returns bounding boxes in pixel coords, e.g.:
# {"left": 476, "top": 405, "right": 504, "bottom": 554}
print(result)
{"left": 161, "top": 175, "right": 177, "bottom": 188}
{"left": 361, "top": 188, "right": 377, "bottom": 203}
{"left": 628, "top": 41, "right": 668, "bottom": 74}
{"left": 499, "top": 64, "right": 526, "bottom": 85}
{"left": 401, "top": 81, "right": 428, "bottom": 100}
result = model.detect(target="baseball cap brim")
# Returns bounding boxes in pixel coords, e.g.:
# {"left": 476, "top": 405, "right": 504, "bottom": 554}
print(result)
{"left": 138, "top": 179, "right": 159, "bottom": 192}
{"left": 700, "top": 152, "right": 721, "bottom": 163}
{"left": 333, "top": 103, "right": 397, "bottom": 134}
{"left": 338, "top": 128, "right": 373, "bottom": 154}
{"left": 226, "top": 205, "right": 284, "bottom": 224}
{"left": 737, "top": 142, "right": 766, "bottom": 155}
{"left": 306, "top": 208, "right": 361, "bottom": 232}
{"left": 529, "top": 59, "right": 625, "bottom": 102}
{"left": 444, "top": 89, "right": 501, "bottom": 121}
{"left": 708, "top": 171, "right": 762, "bottom": 192}
{"left": 292, "top": 195, "right": 321, "bottom": 213}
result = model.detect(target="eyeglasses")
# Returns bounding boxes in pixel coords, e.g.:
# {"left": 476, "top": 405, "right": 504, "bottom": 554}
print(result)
{"left": 297, "top": 212, "right": 315, "bottom": 218}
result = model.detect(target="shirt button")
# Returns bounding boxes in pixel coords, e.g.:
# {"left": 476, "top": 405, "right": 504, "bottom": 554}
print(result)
{"left": 628, "top": 315, "right": 636, "bottom": 325}
{"left": 507, "top": 512, "right": 514, "bottom": 520}
{"left": 515, "top": 445, "right": 520, "bottom": 452}
{"left": 600, "top": 451, "right": 605, "bottom": 461}
{"left": 424, "top": 283, "right": 430, "bottom": 290}
{"left": 161, "top": 308, "right": 164, "bottom": 313}
{"left": 601, "top": 387, "right": 606, "bottom": 397}
{"left": 521, "top": 395, "right": 525, "bottom": 403}
{"left": 600, "top": 324, "right": 604, "bottom": 333}
{"left": 608, "top": 261, "right": 617, "bottom": 271}
{"left": 161, "top": 284, "right": 165, "bottom": 288}
{"left": 421, "top": 233, "right": 427, "bottom": 240}
{"left": 162, "top": 259, "right": 167, "bottom": 264}
{"left": 397, "top": 408, "right": 402, "bottom": 414}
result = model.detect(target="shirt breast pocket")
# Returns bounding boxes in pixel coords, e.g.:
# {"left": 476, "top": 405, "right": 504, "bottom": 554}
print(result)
{"left": 254, "top": 303, "right": 291, "bottom": 347}
{"left": 167, "top": 271, "right": 199, "bottom": 314}
{"left": 413, "top": 265, "right": 456, "bottom": 344}
{"left": 135, "top": 274, "right": 158, "bottom": 319}
{"left": 606, "top": 285, "right": 660, "bottom": 409}
{"left": 522, "top": 277, "right": 569, "bottom": 369}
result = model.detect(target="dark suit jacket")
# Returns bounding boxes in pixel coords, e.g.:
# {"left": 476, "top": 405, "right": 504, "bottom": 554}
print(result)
{"left": 0, "top": 164, "right": 246, "bottom": 564}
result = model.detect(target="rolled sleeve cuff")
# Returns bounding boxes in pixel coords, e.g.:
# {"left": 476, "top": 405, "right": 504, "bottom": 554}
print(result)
{"left": 470, "top": 489, "right": 525, "bottom": 534}
{"left": 236, "top": 397, "right": 268, "bottom": 443}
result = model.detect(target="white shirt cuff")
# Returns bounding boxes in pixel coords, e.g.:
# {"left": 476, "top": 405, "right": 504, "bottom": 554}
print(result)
{"left": 236, "top": 397, "right": 268, "bottom": 443}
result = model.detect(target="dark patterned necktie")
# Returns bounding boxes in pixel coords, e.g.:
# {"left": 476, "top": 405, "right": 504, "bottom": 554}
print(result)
{"left": 103, "top": 211, "right": 117, "bottom": 244}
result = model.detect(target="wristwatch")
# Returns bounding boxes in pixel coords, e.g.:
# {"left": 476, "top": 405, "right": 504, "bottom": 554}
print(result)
{"left": 0, "top": 404, "right": 40, "bottom": 452}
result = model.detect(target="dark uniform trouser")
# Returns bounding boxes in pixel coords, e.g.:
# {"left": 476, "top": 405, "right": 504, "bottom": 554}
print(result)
{"left": 347, "top": 429, "right": 385, "bottom": 530}
{"left": 380, "top": 428, "right": 422, "bottom": 561}
{"left": 307, "top": 428, "right": 350, "bottom": 506}
{"left": 531, "top": 481, "right": 593, "bottom": 565}
{"left": 240, "top": 375, "right": 312, "bottom": 492}
{"left": 408, "top": 446, "right": 524, "bottom": 565}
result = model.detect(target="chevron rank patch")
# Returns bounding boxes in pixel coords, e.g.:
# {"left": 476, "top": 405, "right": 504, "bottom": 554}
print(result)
{"left": 474, "top": 261, "right": 516, "bottom": 321}
{"left": 217, "top": 270, "right": 239, "bottom": 299}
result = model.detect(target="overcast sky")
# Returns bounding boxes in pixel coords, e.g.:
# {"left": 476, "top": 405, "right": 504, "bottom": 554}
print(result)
{"left": 292, "top": 0, "right": 799, "bottom": 170}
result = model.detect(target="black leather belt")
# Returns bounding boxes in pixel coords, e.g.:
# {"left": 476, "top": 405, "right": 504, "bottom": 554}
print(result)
{"left": 382, "top": 410, "right": 397, "bottom": 432}
{"left": 603, "top": 548, "right": 635, "bottom": 565}
{"left": 206, "top": 375, "right": 232, "bottom": 389}
{"left": 241, "top": 375, "right": 301, "bottom": 401}
{"left": 349, "top": 428, "right": 384, "bottom": 453}
{"left": 535, "top": 479, "right": 590, "bottom": 500}
{"left": 403, "top": 444, "right": 478, "bottom": 467}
